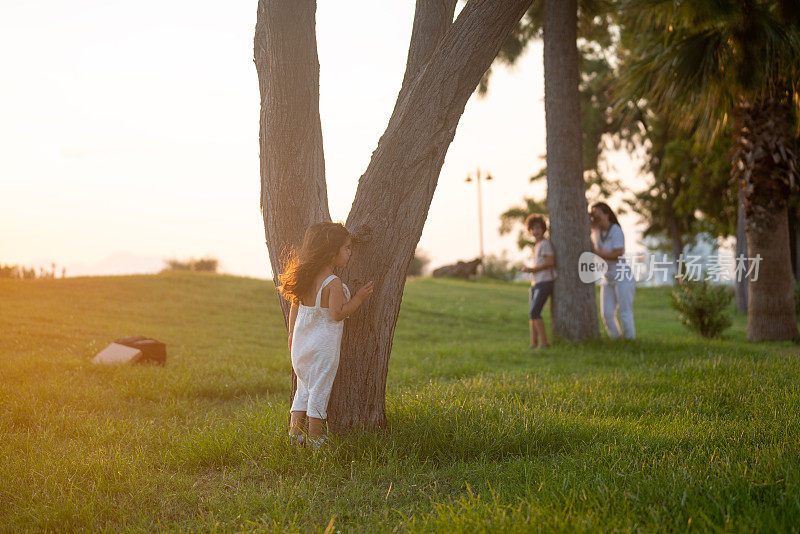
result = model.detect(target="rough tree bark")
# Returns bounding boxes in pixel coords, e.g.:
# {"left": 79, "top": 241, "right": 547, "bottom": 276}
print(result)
{"left": 255, "top": 0, "right": 533, "bottom": 431}
{"left": 400, "top": 0, "right": 458, "bottom": 91}
{"left": 333, "top": 0, "right": 533, "bottom": 431}
{"left": 254, "top": 0, "right": 330, "bottom": 323}
{"left": 254, "top": 0, "right": 332, "bottom": 403}
{"left": 732, "top": 94, "right": 799, "bottom": 341}
{"left": 789, "top": 204, "right": 800, "bottom": 281}
{"left": 542, "top": 0, "right": 598, "bottom": 341}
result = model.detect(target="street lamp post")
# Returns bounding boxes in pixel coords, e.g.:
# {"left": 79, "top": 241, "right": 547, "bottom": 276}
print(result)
{"left": 465, "top": 168, "right": 492, "bottom": 269}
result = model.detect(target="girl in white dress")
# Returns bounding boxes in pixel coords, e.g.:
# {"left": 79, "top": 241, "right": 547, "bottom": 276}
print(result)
{"left": 278, "top": 222, "right": 373, "bottom": 446}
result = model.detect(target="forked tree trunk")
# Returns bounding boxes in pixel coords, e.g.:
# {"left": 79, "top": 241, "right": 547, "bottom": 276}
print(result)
{"left": 732, "top": 94, "right": 799, "bottom": 341}
{"left": 541, "top": 0, "right": 598, "bottom": 341}
{"left": 255, "top": 0, "right": 533, "bottom": 431}
{"left": 333, "top": 0, "right": 533, "bottom": 431}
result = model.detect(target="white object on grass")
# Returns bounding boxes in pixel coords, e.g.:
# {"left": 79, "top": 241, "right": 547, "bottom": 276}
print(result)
{"left": 92, "top": 343, "right": 143, "bottom": 364}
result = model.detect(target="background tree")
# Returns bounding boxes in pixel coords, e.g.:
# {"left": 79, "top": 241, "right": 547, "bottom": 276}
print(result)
{"left": 483, "top": 1, "right": 620, "bottom": 341}
{"left": 255, "top": 0, "right": 533, "bottom": 431}
{"left": 623, "top": 115, "right": 737, "bottom": 270}
{"left": 407, "top": 248, "right": 431, "bottom": 277}
{"left": 621, "top": 0, "right": 800, "bottom": 340}
{"left": 498, "top": 190, "right": 547, "bottom": 250}
{"left": 540, "top": 0, "right": 599, "bottom": 341}
{"left": 482, "top": 1, "right": 622, "bottom": 194}
{"left": 496, "top": 45, "right": 626, "bottom": 253}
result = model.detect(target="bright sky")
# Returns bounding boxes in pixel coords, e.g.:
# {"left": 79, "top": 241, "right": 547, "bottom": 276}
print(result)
{"left": 0, "top": 0, "right": 645, "bottom": 279}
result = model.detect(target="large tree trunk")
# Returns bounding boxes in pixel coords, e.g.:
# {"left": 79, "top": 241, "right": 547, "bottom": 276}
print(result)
{"left": 732, "top": 94, "right": 799, "bottom": 341}
{"left": 255, "top": 0, "right": 533, "bottom": 432}
{"left": 789, "top": 201, "right": 800, "bottom": 281}
{"left": 541, "top": 0, "right": 598, "bottom": 341}
{"left": 331, "top": 0, "right": 533, "bottom": 431}
{"left": 255, "top": 0, "right": 331, "bottom": 405}
{"left": 255, "top": 0, "right": 330, "bottom": 322}
{"left": 735, "top": 183, "right": 748, "bottom": 313}
{"left": 746, "top": 205, "right": 796, "bottom": 339}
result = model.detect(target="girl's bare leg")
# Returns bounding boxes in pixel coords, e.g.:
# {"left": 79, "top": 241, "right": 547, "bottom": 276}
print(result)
{"left": 533, "top": 318, "right": 549, "bottom": 347}
{"left": 529, "top": 319, "right": 538, "bottom": 347}
{"left": 289, "top": 411, "right": 307, "bottom": 436}
{"left": 308, "top": 417, "right": 326, "bottom": 439}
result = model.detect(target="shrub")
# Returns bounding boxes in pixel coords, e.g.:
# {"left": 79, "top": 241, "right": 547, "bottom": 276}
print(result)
{"left": 0, "top": 263, "right": 58, "bottom": 279}
{"left": 481, "top": 252, "right": 523, "bottom": 282}
{"left": 407, "top": 249, "right": 430, "bottom": 277}
{"left": 163, "top": 257, "right": 219, "bottom": 273}
{"left": 670, "top": 280, "right": 733, "bottom": 338}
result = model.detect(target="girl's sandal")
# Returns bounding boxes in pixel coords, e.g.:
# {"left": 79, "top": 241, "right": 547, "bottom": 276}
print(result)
{"left": 289, "top": 434, "right": 306, "bottom": 447}
{"left": 307, "top": 436, "right": 328, "bottom": 449}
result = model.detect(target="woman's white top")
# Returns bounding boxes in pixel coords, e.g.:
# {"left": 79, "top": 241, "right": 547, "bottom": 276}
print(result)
{"left": 592, "top": 223, "right": 632, "bottom": 282}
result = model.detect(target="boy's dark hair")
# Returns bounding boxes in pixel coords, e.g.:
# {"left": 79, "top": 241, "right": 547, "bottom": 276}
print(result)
{"left": 525, "top": 214, "right": 547, "bottom": 233}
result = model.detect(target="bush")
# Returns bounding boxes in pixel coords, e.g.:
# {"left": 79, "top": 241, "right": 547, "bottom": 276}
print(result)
{"left": 163, "top": 257, "right": 219, "bottom": 273}
{"left": 670, "top": 280, "right": 733, "bottom": 338}
{"left": 0, "top": 263, "right": 60, "bottom": 279}
{"left": 408, "top": 249, "right": 430, "bottom": 277}
{"left": 481, "top": 252, "right": 523, "bottom": 282}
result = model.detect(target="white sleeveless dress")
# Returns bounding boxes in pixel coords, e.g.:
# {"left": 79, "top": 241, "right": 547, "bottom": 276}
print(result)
{"left": 290, "top": 274, "right": 350, "bottom": 419}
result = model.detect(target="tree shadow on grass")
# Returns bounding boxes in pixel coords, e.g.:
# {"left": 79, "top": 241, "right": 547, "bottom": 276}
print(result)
{"left": 549, "top": 336, "right": 784, "bottom": 369}
{"left": 323, "top": 405, "right": 710, "bottom": 486}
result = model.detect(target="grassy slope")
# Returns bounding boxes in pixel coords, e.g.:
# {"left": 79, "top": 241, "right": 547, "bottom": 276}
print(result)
{"left": 0, "top": 273, "right": 798, "bottom": 532}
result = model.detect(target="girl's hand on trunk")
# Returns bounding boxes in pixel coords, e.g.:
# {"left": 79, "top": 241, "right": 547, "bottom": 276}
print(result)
{"left": 355, "top": 281, "right": 374, "bottom": 303}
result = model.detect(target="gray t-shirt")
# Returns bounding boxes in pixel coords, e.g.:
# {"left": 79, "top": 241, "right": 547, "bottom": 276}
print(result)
{"left": 531, "top": 238, "right": 556, "bottom": 284}
{"left": 592, "top": 223, "right": 630, "bottom": 280}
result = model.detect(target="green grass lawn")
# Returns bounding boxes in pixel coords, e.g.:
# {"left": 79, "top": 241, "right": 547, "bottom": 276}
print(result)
{"left": 1, "top": 272, "right": 799, "bottom": 532}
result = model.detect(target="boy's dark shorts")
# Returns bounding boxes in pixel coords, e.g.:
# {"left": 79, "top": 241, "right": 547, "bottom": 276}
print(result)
{"left": 529, "top": 281, "right": 554, "bottom": 320}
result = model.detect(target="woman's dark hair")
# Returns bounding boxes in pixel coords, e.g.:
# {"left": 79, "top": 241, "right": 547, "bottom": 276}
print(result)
{"left": 277, "top": 222, "right": 350, "bottom": 305}
{"left": 525, "top": 214, "right": 547, "bottom": 233}
{"left": 591, "top": 202, "right": 620, "bottom": 227}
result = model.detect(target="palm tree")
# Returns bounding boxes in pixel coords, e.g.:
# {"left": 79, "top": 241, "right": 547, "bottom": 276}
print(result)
{"left": 624, "top": 114, "right": 737, "bottom": 273}
{"left": 622, "top": 0, "right": 800, "bottom": 340}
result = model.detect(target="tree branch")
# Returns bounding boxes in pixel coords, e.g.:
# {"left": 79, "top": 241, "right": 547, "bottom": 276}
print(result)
{"left": 401, "top": 0, "right": 458, "bottom": 91}
{"left": 255, "top": 0, "right": 330, "bottom": 320}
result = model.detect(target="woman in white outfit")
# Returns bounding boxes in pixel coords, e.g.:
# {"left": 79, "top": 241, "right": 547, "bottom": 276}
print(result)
{"left": 590, "top": 202, "right": 636, "bottom": 339}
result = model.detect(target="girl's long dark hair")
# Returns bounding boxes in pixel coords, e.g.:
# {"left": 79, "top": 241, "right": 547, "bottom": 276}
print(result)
{"left": 591, "top": 202, "right": 620, "bottom": 227}
{"left": 277, "top": 222, "right": 350, "bottom": 305}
